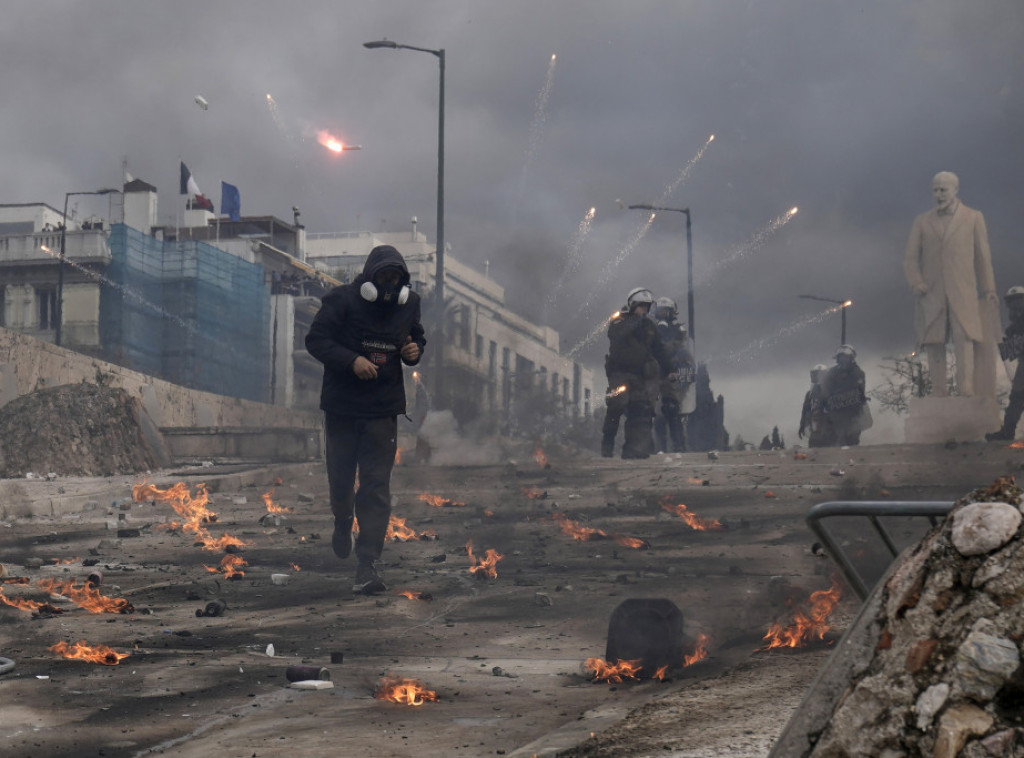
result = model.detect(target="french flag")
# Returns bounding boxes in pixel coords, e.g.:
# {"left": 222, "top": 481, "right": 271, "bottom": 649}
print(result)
{"left": 180, "top": 162, "right": 214, "bottom": 212}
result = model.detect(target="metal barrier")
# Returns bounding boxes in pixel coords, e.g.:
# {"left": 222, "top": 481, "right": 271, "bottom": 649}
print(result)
{"left": 806, "top": 500, "right": 954, "bottom": 600}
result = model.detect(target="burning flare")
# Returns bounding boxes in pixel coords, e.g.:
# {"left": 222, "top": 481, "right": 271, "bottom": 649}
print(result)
{"left": 418, "top": 493, "right": 466, "bottom": 508}
{"left": 684, "top": 633, "right": 711, "bottom": 666}
{"left": 50, "top": 640, "right": 129, "bottom": 665}
{"left": 553, "top": 513, "right": 607, "bottom": 541}
{"left": 317, "top": 129, "right": 344, "bottom": 153}
{"left": 374, "top": 674, "right": 439, "bottom": 706}
{"left": 466, "top": 540, "right": 503, "bottom": 579}
{"left": 759, "top": 581, "right": 842, "bottom": 651}
{"left": 659, "top": 497, "right": 722, "bottom": 531}
{"left": 606, "top": 385, "right": 627, "bottom": 399}
{"left": 36, "top": 578, "right": 134, "bottom": 614}
{"left": 585, "top": 657, "right": 642, "bottom": 683}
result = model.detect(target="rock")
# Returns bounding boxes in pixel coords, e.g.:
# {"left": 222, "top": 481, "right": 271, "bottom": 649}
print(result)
{"left": 905, "top": 639, "right": 939, "bottom": 674}
{"left": 933, "top": 704, "right": 993, "bottom": 758}
{"left": 533, "top": 592, "right": 552, "bottom": 607}
{"left": 979, "top": 729, "right": 1017, "bottom": 756}
{"left": 954, "top": 627, "right": 1021, "bottom": 701}
{"left": 951, "top": 502, "right": 1022, "bottom": 557}
{"left": 297, "top": 492, "right": 314, "bottom": 503}
{"left": 914, "top": 682, "right": 949, "bottom": 731}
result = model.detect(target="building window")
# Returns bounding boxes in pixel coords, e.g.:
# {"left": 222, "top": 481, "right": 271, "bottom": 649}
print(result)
{"left": 38, "top": 289, "right": 57, "bottom": 330}
{"left": 552, "top": 372, "right": 559, "bottom": 395}
{"left": 488, "top": 341, "right": 497, "bottom": 379}
{"left": 584, "top": 388, "right": 591, "bottom": 417}
{"left": 475, "top": 333, "right": 483, "bottom": 359}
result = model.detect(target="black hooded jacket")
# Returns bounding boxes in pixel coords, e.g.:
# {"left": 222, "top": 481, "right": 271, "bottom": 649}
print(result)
{"left": 305, "top": 245, "right": 426, "bottom": 418}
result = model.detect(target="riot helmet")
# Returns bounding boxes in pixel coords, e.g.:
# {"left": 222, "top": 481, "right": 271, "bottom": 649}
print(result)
{"left": 625, "top": 287, "right": 655, "bottom": 313}
{"left": 654, "top": 297, "right": 678, "bottom": 321}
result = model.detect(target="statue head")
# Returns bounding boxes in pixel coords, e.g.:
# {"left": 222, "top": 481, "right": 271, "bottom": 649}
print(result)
{"left": 932, "top": 172, "right": 959, "bottom": 211}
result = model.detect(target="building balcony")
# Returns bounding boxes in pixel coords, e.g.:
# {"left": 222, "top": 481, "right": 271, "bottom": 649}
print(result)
{"left": 0, "top": 230, "right": 111, "bottom": 266}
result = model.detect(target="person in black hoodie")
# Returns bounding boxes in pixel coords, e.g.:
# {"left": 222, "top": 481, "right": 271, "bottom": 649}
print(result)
{"left": 305, "top": 245, "right": 426, "bottom": 594}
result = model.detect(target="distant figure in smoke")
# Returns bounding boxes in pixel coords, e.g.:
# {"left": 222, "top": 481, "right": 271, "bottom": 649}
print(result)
{"left": 798, "top": 364, "right": 834, "bottom": 448}
{"left": 821, "top": 345, "right": 870, "bottom": 446}
{"left": 903, "top": 171, "right": 999, "bottom": 398}
{"left": 305, "top": 245, "right": 426, "bottom": 594}
{"left": 601, "top": 287, "right": 671, "bottom": 459}
{"left": 652, "top": 297, "right": 694, "bottom": 453}
{"left": 986, "top": 286, "right": 1024, "bottom": 441}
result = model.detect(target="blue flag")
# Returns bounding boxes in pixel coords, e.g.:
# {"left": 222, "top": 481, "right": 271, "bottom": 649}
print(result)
{"left": 221, "top": 182, "right": 241, "bottom": 221}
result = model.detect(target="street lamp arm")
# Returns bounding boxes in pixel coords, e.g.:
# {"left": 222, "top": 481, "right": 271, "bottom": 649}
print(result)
{"left": 628, "top": 204, "right": 690, "bottom": 215}
{"left": 364, "top": 39, "right": 442, "bottom": 58}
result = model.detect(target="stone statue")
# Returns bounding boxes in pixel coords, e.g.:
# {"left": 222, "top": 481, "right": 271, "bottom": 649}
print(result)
{"left": 903, "top": 172, "right": 999, "bottom": 398}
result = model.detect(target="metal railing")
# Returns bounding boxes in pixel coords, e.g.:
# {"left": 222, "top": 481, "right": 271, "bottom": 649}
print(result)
{"left": 806, "top": 500, "right": 955, "bottom": 600}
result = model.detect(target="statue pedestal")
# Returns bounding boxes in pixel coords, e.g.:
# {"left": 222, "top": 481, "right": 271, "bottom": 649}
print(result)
{"left": 904, "top": 396, "right": 1000, "bottom": 444}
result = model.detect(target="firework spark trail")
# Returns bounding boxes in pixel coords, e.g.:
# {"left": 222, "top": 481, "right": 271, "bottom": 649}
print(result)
{"left": 658, "top": 134, "right": 715, "bottom": 203}
{"left": 265, "top": 94, "right": 292, "bottom": 145}
{"left": 712, "top": 305, "right": 840, "bottom": 365}
{"left": 513, "top": 54, "right": 558, "bottom": 223}
{"left": 567, "top": 311, "right": 620, "bottom": 360}
{"left": 697, "top": 207, "right": 799, "bottom": 287}
{"left": 541, "top": 207, "right": 596, "bottom": 322}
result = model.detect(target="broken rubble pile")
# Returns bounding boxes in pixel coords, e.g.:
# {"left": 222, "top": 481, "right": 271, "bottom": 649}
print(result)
{"left": 0, "top": 383, "right": 161, "bottom": 477}
{"left": 809, "top": 477, "right": 1024, "bottom": 757}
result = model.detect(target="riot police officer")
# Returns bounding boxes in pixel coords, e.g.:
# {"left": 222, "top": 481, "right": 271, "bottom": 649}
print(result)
{"left": 601, "top": 288, "right": 672, "bottom": 459}
{"left": 653, "top": 297, "right": 694, "bottom": 453}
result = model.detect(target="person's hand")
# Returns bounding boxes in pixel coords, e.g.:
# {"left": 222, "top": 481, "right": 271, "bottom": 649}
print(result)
{"left": 798, "top": 426, "right": 806, "bottom": 439}
{"left": 914, "top": 282, "right": 929, "bottom": 295}
{"left": 352, "top": 356, "right": 378, "bottom": 380}
{"left": 401, "top": 336, "right": 420, "bottom": 362}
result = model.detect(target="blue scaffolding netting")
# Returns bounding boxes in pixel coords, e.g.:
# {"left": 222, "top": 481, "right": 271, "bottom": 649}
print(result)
{"left": 101, "top": 224, "right": 270, "bottom": 402}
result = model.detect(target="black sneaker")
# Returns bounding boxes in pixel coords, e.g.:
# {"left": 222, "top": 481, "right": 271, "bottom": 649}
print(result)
{"left": 332, "top": 517, "right": 353, "bottom": 559}
{"left": 353, "top": 559, "right": 387, "bottom": 595}
{"left": 985, "top": 429, "right": 1014, "bottom": 442}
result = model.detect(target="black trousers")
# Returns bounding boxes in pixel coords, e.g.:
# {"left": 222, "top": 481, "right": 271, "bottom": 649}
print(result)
{"left": 325, "top": 413, "right": 397, "bottom": 561}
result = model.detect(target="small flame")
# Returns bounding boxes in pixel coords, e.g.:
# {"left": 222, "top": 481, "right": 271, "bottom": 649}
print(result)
{"left": 202, "top": 554, "right": 247, "bottom": 579}
{"left": 686, "top": 477, "right": 704, "bottom": 485}
{"left": 50, "top": 640, "right": 129, "bottom": 665}
{"left": 606, "top": 385, "right": 627, "bottom": 399}
{"left": 1006, "top": 441, "right": 1024, "bottom": 449}
{"left": 534, "top": 446, "right": 550, "bottom": 468}
{"left": 466, "top": 540, "right": 503, "bottom": 579}
{"left": 652, "top": 665, "right": 669, "bottom": 681}
{"left": 395, "top": 447, "right": 403, "bottom": 465}
{"left": 374, "top": 674, "right": 439, "bottom": 706}
{"left": 418, "top": 493, "right": 466, "bottom": 508}
{"left": 585, "top": 657, "right": 642, "bottom": 683}
{"left": 609, "top": 310, "right": 622, "bottom": 322}
{"left": 262, "top": 490, "right": 292, "bottom": 514}
{"left": 0, "top": 587, "right": 62, "bottom": 614}
{"left": 36, "top": 578, "right": 134, "bottom": 614}
{"left": 553, "top": 513, "right": 607, "bottom": 541}
{"left": 684, "top": 633, "right": 711, "bottom": 666}
{"left": 759, "top": 582, "right": 842, "bottom": 651}
{"left": 397, "top": 590, "right": 432, "bottom": 601}
{"left": 291, "top": 563, "right": 301, "bottom": 571}
{"left": 613, "top": 535, "right": 650, "bottom": 550}
{"left": 521, "top": 486, "right": 547, "bottom": 500}
{"left": 133, "top": 480, "right": 248, "bottom": 551}
{"left": 793, "top": 452, "right": 809, "bottom": 460}
{"left": 386, "top": 514, "right": 420, "bottom": 542}
{"left": 659, "top": 498, "right": 722, "bottom": 531}
{"left": 317, "top": 129, "right": 344, "bottom": 153}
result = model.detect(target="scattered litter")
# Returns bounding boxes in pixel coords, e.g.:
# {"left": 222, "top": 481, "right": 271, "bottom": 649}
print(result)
{"left": 270, "top": 574, "right": 289, "bottom": 586}
{"left": 36, "top": 675, "right": 49, "bottom": 680}
{"left": 286, "top": 665, "right": 330, "bottom": 682}
{"left": 829, "top": 468, "right": 846, "bottom": 477}
{"left": 707, "top": 451, "right": 719, "bottom": 461}
{"left": 266, "top": 644, "right": 275, "bottom": 657}
{"left": 290, "top": 679, "right": 333, "bottom": 690}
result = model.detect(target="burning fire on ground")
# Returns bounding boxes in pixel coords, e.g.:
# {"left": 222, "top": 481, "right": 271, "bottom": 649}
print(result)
{"left": 1006, "top": 441, "right": 1024, "bottom": 450}
{"left": 552, "top": 514, "right": 648, "bottom": 549}
{"left": 50, "top": 640, "right": 129, "bottom": 665}
{"left": 133, "top": 480, "right": 249, "bottom": 552}
{"left": 684, "top": 633, "right": 711, "bottom": 666}
{"left": 758, "top": 581, "right": 842, "bottom": 651}
{"left": 35, "top": 578, "right": 135, "bottom": 614}
{"left": 397, "top": 590, "right": 433, "bottom": 601}
{"left": 203, "top": 554, "right": 247, "bottom": 579}
{"left": 0, "top": 587, "right": 64, "bottom": 615}
{"left": 418, "top": 493, "right": 466, "bottom": 508}
{"left": 521, "top": 486, "right": 547, "bottom": 500}
{"left": 659, "top": 497, "right": 722, "bottom": 531}
{"left": 466, "top": 540, "right": 503, "bottom": 579}
{"left": 585, "top": 657, "right": 642, "bottom": 683}
{"left": 385, "top": 514, "right": 437, "bottom": 542}
{"left": 262, "top": 490, "right": 292, "bottom": 514}
{"left": 373, "top": 674, "right": 439, "bottom": 705}
{"left": 534, "top": 446, "right": 550, "bottom": 469}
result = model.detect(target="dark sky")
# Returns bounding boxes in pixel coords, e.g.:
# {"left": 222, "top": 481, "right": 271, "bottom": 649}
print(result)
{"left": 2, "top": 1, "right": 1022, "bottom": 443}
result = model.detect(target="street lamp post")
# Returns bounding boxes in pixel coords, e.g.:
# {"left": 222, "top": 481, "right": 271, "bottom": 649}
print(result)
{"left": 627, "top": 204, "right": 694, "bottom": 347}
{"left": 798, "top": 294, "right": 852, "bottom": 345}
{"left": 364, "top": 38, "right": 446, "bottom": 405}
{"left": 57, "top": 188, "right": 119, "bottom": 346}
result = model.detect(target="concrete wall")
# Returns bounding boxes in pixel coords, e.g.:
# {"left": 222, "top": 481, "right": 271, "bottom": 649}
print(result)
{"left": 0, "top": 327, "right": 322, "bottom": 461}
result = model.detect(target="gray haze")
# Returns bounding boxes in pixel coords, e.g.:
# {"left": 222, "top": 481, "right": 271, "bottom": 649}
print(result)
{"left": 2, "top": 1, "right": 1023, "bottom": 444}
